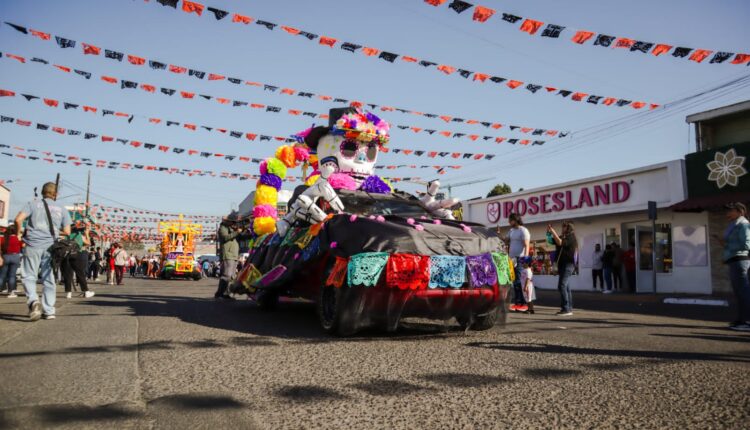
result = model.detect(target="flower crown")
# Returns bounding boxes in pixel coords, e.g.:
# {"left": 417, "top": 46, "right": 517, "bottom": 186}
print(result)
{"left": 332, "top": 111, "right": 390, "bottom": 146}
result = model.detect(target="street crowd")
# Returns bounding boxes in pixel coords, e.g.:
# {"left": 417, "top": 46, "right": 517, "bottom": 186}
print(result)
{"left": 1, "top": 181, "right": 749, "bottom": 332}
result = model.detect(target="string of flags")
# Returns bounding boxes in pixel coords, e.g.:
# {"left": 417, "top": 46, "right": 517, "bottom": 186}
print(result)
{"left": 2, "top": 21, "right": 567, "bottom": 134}
{"left": 0, "top": 89, "right": 533, "bottom": 155}
{"left": 423, "top": 0, "right": 750, "bottom": 66}
{"left": 137, "top": 1, "right": 659, "bottom": 109}
{"left": 0, "top": 115, "right": 474, "bottom": 170}
{"left": 0, "top": 50, "right": 557, "bottom": 142}
{"left": 0, "top": 144, "right": 424, "bottom": 183}
{"left": 0, "top": 178, "right": 20, "bottom": 187}
{"left": 90, "top": 204, "right": 222, "bottom": 219}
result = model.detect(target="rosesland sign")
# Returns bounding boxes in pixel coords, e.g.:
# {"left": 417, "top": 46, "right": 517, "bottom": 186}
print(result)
{"left": 486, "top": 181, "right": 631, "bottom": 223}
{"left": 464, "top": 160, "right": 686, "bottom": 227}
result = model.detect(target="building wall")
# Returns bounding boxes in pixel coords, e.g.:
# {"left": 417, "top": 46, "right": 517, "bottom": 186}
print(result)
{"left": 700, "top": 111, "right": 750, "bottom": 150}
{"left": 520, "top": 209, "right": 711, "bottom": 295}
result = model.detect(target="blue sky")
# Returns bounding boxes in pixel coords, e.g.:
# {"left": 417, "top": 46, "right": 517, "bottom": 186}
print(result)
{"left": 1, "top": 0, "right": 749, "bottom": 219}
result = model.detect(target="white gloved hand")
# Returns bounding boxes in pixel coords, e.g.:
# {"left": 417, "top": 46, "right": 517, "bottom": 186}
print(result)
{"left": 420, "top": 180, "right": 459, "bottom": 220}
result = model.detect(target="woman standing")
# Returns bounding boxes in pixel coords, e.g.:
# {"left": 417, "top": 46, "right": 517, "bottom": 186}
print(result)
{"left": 547, "top": 221, "right": 578, "bottom": 316}
{"left": 62, "top": 222, "right": 95, "bottom": 299}
{"left": 0, "top": 226, "right": 23, "bottom": 298}
{"left": 722, "top": 202, "right": 750, "bottom": 332}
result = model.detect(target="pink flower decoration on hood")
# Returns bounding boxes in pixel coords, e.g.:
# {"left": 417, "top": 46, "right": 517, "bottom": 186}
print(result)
{"left": 327, "top": 172, "right": 358, "bottom": 190}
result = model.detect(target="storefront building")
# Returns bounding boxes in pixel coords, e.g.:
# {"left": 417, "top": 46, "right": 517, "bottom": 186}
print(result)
{"left": 673, "top": 100, "right": 750, "bottom": 294}
{"left": 464, "top": 160, "right": 713, "bottom": 294}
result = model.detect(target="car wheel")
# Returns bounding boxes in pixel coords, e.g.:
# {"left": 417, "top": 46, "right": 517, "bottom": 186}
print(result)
{"left": 163, "top": 271, "right": 171, "bottom": 281}
{"left": 317, "top": 285, "right": 343, "bottom": 334}
{"left": 256, "top": 290, "right": 279, "bottom": 311}
{"left": 457, "top": 306, "right": 502, "bottom": 331}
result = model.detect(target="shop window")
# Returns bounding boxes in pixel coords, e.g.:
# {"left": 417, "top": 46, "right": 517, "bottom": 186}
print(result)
{"left": 673, "top": 225, "right": 707, "bottom": 266}
{"left": 655, "top": 223, "right": 672, "bottom": 273}
{"left": 605, "top": 228, "right": 620, "bottom": 248}
{"left": 639, "top": 224, "right": 673, "bottom": 273}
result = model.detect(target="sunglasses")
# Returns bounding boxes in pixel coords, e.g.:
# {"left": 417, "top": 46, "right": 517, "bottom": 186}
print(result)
{"left": 339, "top": 140, "right": 378, "bottom": 162}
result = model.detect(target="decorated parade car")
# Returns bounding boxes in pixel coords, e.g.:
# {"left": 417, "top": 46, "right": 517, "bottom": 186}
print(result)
{"left": 231, "top": 108, "right": 513, "bottom": 335}
{"left": 158, "top": 215, "right": 203, "bottom": 280}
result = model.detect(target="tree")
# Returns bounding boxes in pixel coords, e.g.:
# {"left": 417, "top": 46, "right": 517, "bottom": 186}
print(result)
{"left": 487, "top": 183, "right": 512, "bottom": 198}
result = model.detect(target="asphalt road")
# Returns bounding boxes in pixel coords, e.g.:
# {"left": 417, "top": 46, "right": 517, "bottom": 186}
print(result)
{"left": 0, "top": 277, "right": 748, "bottom": 429}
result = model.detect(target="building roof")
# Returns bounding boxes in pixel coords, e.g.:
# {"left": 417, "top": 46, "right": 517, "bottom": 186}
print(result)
{"left": 686, "top": 100, "right": 750, "bottom": 124}
{"left": 0, "top": 183, "right": 9, "bottom": 192}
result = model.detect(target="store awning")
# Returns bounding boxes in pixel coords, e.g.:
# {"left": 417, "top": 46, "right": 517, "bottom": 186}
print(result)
{"left": 671, "top": 191, "right": 750, "bottom": 212}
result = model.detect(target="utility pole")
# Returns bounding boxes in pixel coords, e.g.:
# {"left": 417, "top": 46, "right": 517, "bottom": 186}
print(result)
{"left": 54, "top": 173, "right": 60, "bottom": 201}
{"left": 85, "top": 170, "right": 91, "bottom": 217}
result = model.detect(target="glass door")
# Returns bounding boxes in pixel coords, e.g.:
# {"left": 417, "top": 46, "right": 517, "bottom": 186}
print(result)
{"left": 636, "top": 226, "right": 654, "bottom": 293}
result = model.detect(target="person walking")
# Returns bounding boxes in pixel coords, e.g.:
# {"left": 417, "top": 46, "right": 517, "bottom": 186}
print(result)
{"left": 505, "top": 213, "right": 530, "bottom": 312}
{"left": 14, "top": 182, "right": 72, "bottom": 321}
{"left": 113, "top": 244, "right": 128, "bottom": 285}
{"left": 214, "top": 213, "right": 245, "bottom": 299}
{"left": 62, "top": 221, "right": 95, "bottom": 299}
{"left": 520, "top": 257, "right": 535, "bottom": 314}
{"left": 623, "top": 241, "right": 637, "bottom": 292}
{"left": 602, "top": 244, "right": 615, "bottom": 294}
{"left": 548, "top": 220, "right": 578, "bottom": 316}
{"left": 591, "top": 243, "right": 604, "bottom": 291}
{"left": 719, "top": 202, "right": 750, "bottom": 331}
{"left": 128, "top": 255, "right": 137, "bottom": 277}
{"left": 104, "top": 244, "right": 114, "bottom": 285}
{"left": 0, "top": 226, "right": 23, "bottom": 298}
{"left": 91, "top": 246, "right": 102, "bottom": 281}
{"left": 612, "top": 243, "right": 624, "bottom": 291}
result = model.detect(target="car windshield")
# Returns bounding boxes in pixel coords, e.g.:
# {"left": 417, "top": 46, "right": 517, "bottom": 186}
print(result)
{"left": 338, "top": 190, "right": 432, "bottom": 218}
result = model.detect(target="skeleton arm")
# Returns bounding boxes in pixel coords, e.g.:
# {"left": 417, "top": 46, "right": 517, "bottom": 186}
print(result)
{"left": 275, "top": 161, "right": 345, "bottom": 237}
{"left": 420, "top": 180, "right": 459, "bottom": 220}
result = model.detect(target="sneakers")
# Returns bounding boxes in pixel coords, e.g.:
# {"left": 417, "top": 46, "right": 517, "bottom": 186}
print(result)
{"left": 84, "top": 291, "right": 96, "bottom": 298}
{"left": 509, "top": 304, "right": 517, "bottom": 311}
{"left": 556, "top": 310, "right": 573, "bottom": 316}
{"left": 66, "top": 292, "right": 72, "bottom": 299}
{"left": 603, "top": 290, "right": 614, "bottom": 295}
{"left": 42, "top": 314, "right": 55, "bottom": 320}
{"left": 729, "top": 322, "right": 750, "bottom": 332}
{"left": 515, "top": 304, "right": 528, "bottom": 312}
{"left": 29, "top": 301, "right": 42, "bottom": 321}
{"left": 7, "top": 292, "right": 17, "bottom": 298}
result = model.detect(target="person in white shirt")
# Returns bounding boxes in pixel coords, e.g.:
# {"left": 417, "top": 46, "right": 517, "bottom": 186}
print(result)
{"left": 505, "top": 213, "right": 530, "bottom": 311}
{"left": 591, "top": 243, "right": 604, "bottom": 291}
{"left": 520, "top": 257, "right": 535, "bottom": 314}
{"left": 113, "top": 244, "right": 129, "bottom": 285}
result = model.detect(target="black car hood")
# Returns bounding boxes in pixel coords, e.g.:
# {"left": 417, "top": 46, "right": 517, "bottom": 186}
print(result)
{"left": 321, "top": 214, "right": 500, "bottom": 257}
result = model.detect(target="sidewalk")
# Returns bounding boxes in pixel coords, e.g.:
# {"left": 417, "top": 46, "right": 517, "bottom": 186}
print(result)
{"left": 533, "top": 289, "right": 735, "bottom": 323}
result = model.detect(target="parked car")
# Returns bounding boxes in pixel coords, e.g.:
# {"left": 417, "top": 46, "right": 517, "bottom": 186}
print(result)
{"left": 234, "top": 189, "right": 511, "bottom": 336}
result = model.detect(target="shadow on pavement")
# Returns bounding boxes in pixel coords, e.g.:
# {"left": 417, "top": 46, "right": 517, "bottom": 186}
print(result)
{"left": 419, "top": 372, "right": 510, "bottom": 388}
{"left": 349, "top": 379, "right": 433, "bottom": 397}
{"left": 274, "top": 385, "right": 348, "bottom": 403}
{"left": 87, "top": 293, "right": 467, "bottom": 342}
{"left": 649, "top": 332, "right": 750, "bottom": 344}
{"left": 466, "top": 341, "right": 750, "bottom": 363}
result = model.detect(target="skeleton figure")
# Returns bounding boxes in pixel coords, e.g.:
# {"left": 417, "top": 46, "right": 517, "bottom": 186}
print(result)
{"left": 276, "top": 108, "right": 458, "bottom": 237}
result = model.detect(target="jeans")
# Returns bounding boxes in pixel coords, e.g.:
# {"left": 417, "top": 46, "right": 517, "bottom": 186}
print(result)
{"left": 612, "top": 266, "right": 622, "bottom": 290}
{"left": 728, "top": 260, "right": 750, "bottom": 322}
{"left": 62, "top": 252, "right": 89, "bottom": 293}
{"left": 557, "top": 263, "right": 575, "bottom": 313}
{"left": 592, "top": 269, "right": 603, "bottom": 289}
{"left": 512, "top": 259, "right": 526, "bottom": 305}
{"left": 0, "top": 253, "right": 21, "bottom": 292}
{"left": 115, "top": 265, "right": 125, "bottom": 285}
{"left": 22, "top": 245, "right": 57, "bottom": 316}
{"left": 214, "top": 259, "right": 237, "bottom": 297}
{"left": 603, "top": 267, "right": 613, "bottom": 290}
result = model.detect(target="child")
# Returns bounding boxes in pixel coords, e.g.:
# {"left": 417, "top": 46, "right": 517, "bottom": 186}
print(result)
{"left": 520, "top": 257, "right": 536, "bottom": 314}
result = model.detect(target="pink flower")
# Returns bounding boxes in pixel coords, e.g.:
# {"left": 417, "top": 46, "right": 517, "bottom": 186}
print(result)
{"left": 414, "top": 224, "right": 424, "bottom": 231}
{"left": 407, "top": 218, "right": 415, "bottom": 225}
{"left": 463, "top": 226, "right": 472, "bottom": 233}
{"left": 293, "top": 253, "right": 300, "bottom": 260}
{"left": 376, "top": 215, "right": 385, "bottom": 222}
{"left": 330, "top": 241, "right": 338, "bottom": 249}
{"left": 433, "top": 219, "right": 442, "bottom": 225}
{"left": 349, "top": 214, "right": 358, "bottom": 222}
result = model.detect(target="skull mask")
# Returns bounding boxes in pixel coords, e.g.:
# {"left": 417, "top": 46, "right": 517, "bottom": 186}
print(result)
{"left": 316, "top": 134, "right": 380, "bottom": 185}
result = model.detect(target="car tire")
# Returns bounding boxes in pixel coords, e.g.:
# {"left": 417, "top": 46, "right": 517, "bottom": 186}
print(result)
{"left": 163, "top": 271, "right": 171, "bottom": 281}
{"left": 457, "top": 306, "right": 502, "bottom": 331}
{"left": 256, "top": 290, "right": 279, "bottom": 311}
{"left": 317, "top": 285, "right": 343, "bottom": 335}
